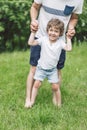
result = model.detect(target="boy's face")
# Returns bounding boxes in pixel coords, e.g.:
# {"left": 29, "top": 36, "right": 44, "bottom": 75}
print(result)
{"left": 48, "top": 26, "right": 60, "bottom": 43}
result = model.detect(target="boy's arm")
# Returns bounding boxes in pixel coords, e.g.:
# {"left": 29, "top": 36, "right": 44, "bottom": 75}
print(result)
{"left": 28, "top": 32, "right": 38, "bottom": 46}
{"left": 64, "top": 37, "right": 72, "bottom": 51}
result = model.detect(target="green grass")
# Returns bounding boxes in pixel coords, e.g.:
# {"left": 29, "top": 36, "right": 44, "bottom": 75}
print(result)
{"left": 0, "top": 43, "right": 87, "bottom": 130}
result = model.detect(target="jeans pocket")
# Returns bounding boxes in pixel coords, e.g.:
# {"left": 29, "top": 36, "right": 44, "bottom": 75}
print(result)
{"left": 64, "top": 5, "right": 74, "bottom": 15}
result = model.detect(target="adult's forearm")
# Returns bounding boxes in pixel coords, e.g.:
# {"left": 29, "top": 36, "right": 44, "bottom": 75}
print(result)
{"left": 30, "top": 2, "right": 41, "bottom": 21}
{"left": 67, "top": 13, "right": 78, "bottom": 38}
{"left": 30, "top": 2, "right": 41, "bottom": 32}
{"left": 68, "top": 13, "right": 78, "bottom": 29}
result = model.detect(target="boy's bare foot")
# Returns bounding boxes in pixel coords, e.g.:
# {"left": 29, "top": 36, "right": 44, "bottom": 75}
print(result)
{"left": 57, "top": 102, "right": 61, "bottom": 108}
{"left": 30, "top": 101, "right": 34, "bottom": 107}
{"left": 53, "top": 96, "right": 57, "bottom": 105}
{"left": 53, "top": 96, "right": 61, "bottom": 107}
{"left": 24, "top": 100, "right": 32, "bottom": 108}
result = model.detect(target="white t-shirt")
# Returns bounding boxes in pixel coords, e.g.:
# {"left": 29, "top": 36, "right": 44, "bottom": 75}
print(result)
{"left": 34, "top": 0, "right": 84, "bottom": 40}
{"left": 36, "top": 36, "right": 66, "bottom": 69}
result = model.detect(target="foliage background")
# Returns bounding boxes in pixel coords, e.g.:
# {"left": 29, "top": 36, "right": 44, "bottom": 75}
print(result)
{"left": 0, "top": 0, "right": 87, "bottom": 52}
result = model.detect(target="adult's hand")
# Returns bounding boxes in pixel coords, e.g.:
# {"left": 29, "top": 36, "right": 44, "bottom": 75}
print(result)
{"left": 30, "top": 20, "right": 38, "bottom": 32}
{"left": 66, "top": 28, "right": 75, "bottom": 39}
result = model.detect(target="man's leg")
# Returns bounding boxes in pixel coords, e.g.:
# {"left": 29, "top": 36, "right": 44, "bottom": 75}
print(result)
{"left": 53, "top": 50, "right": 66, "bottom": 106}
{"left": 58, "top": 69, "right": 62, "bottom": 87}
{"left": 25, "top": 66, "right": 36, "bottom": 108}
{"left": 57, "top": 49, "right": 66, "bottom": 86}
{"left": 25, "top": 44, "right": 41, "bottom": 108}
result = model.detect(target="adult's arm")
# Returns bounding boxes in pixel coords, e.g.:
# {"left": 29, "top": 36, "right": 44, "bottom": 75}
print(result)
{"left": 30, "top": 2, "right": 41, "bottom": 32}
{"left": 67, "top": 13, "right": 78, "bottom": 38}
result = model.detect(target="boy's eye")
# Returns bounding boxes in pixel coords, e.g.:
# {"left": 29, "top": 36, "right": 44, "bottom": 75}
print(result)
{"left": 55, "top": 30, "right": 58, "bottom": 33}
{"left": 49, "top": 29, "right": 58, "bottom": 32}
{"left": 49, "top": 29, "right": 53, "bottom": 31}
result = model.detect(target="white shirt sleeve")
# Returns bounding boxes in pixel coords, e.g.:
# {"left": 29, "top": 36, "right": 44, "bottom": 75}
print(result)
{"left": 60, "top": 39, "right": 66, "bottom": 49}
{"left": 34, "top": 0, "right": 42, "bottom": 4}
{"left": 74, "top": 0, "right": 84, "bottom": 14}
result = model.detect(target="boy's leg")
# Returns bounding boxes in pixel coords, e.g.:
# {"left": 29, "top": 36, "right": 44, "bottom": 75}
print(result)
{"left": 52, "top": 83, "right": 61, "bottom": 107}
{"left": 31, "top": 80, "right": 41, "bottom": 106}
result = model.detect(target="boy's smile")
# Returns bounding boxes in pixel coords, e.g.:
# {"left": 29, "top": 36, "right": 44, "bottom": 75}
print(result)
{"left": 48, "top": 27, "right": 60, "bottom": 43}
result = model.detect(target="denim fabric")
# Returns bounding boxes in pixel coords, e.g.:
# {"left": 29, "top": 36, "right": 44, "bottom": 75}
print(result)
{"left": 34, "top": 66, "right": 59, "bottom": 83}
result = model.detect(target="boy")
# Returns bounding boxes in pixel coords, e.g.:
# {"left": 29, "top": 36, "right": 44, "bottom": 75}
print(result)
{"left": 28, "top": 18, "right": 72, "bottom": 108}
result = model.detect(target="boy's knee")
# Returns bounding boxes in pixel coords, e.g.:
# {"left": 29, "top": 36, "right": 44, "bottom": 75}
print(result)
{"left": 34, "top": 81, "right": 41, "bottom": 89}
{"left": 52, "top": 84, "right": 59, "bottom": 91}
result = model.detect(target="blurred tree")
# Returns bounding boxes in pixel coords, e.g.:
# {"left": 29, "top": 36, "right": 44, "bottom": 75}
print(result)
{"left": 0, "top": 0, "right": 86, "bottom": 52}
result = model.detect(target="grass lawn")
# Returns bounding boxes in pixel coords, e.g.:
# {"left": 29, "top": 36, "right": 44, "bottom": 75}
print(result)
{"left": 0, "top": 43, "right": 87, "bottom": 130}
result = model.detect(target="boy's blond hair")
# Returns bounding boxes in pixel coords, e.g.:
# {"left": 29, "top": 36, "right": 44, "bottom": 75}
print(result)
{"left": 47, "top": 18, "right": 64, "bottom": 36}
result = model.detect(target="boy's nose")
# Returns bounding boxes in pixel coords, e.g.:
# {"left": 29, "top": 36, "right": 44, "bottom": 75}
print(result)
{"left": 52, "top": 31, "right": 55, "bottom": 34}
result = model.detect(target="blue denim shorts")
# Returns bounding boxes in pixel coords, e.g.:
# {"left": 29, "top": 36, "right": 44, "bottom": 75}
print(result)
{"left": 34, "top": 66, "right": 59, "bottom": 83}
